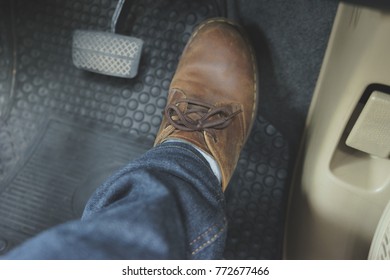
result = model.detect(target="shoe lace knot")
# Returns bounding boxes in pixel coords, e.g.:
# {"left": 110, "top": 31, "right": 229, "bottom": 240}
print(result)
{"left": 165, "top": 98, "right": 242, "bottom": 138}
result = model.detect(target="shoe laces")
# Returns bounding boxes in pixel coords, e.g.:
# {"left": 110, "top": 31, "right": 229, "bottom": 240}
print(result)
{"left": 165, "top": 98, "right": 242, "bottom": 140}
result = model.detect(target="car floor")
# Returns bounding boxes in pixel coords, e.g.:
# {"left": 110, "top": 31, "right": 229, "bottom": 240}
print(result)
{"left": 0, "top": 0, "right": 337, "bottom": 258}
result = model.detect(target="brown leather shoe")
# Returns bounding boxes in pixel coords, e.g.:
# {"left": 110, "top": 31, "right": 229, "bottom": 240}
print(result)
{"left": 154, "top": 18, "right": 258, "bottom": 191}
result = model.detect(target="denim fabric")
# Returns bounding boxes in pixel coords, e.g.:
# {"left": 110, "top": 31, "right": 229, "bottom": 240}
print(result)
{"left": 2, "top": 142, "right": 227, "bottom": 259}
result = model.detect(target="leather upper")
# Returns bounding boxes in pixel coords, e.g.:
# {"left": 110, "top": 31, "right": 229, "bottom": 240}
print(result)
{"left": 155, "top": 18, "right": 258, "bottom": 191}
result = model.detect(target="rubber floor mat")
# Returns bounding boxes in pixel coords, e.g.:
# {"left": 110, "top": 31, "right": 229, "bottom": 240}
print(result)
{"left": 0, "top": 0, "right": 289, "bottom": 259}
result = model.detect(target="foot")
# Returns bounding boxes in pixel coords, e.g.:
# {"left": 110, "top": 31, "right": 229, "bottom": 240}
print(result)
{"left": 155, "top": 18, "right": 258, "bottom": 191}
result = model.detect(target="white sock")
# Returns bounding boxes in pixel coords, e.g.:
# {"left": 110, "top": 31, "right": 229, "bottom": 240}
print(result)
{"left": 164, "top": 139, "right": 222, "bottom": 184}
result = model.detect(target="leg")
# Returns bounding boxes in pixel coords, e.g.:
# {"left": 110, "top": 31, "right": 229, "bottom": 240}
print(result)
{"left": 2, "top": 17, "right": 257, "bottom": 259}
{"left": 3, "top": 141, "right": 226, "bottom": 259}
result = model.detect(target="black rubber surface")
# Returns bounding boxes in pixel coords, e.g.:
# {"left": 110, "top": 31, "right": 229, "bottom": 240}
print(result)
{"left": 0, "top": 0, "right": 290, "bottom": 259}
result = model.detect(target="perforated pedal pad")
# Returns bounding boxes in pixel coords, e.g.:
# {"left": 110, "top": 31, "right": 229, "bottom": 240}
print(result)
{"left": 72, "top": 30, "right": 143, "bottom": 78}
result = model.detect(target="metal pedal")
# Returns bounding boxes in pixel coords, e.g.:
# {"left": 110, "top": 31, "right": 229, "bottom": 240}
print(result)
{"left": 72, "top": 30, "right": 143, "bottom": 78}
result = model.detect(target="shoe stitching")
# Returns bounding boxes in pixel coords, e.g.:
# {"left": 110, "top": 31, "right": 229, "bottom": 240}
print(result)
{"left": 190, "top": 18, "right": 238, "bottom": 43}
{"left": 248, "top": 34, "right": 258, "bottom": 143}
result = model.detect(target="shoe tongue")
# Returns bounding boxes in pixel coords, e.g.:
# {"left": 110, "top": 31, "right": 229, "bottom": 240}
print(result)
{"left": 186, "top": 104, "right": 210, "bottom": 121}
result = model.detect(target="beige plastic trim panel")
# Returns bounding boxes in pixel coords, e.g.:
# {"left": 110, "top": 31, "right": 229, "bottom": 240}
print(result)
{"left": 285, "top": 3, "right": 390, "bottom": 259}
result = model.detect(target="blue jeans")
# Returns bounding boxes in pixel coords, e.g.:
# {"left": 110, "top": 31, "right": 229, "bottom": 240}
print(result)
{"left": 2, "top": 142, "right": 227, "bottom": 259}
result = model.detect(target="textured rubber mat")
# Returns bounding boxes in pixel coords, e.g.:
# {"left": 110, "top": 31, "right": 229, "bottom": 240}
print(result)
{"left": 225, "top": 116, "right": 289, "bottom": 259}
{"left": 0, "top": 0, "right": 289, "bottom": 259}
{"left": 0, "top": 119, "right": 151, "bottom": 251}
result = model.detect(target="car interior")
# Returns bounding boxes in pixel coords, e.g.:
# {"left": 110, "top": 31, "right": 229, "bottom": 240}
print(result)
{"left": 0, "top": 0, "right": 389, "bottom": 259}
